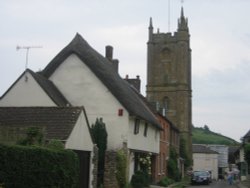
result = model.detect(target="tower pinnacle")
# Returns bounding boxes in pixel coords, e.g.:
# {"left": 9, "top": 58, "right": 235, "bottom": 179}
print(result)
{"left": 149, "top": 17, "right": 153, "bottom": 28}
{"left": 181, "top": 6, "right": 184, "bottom": 18}
{"left": 178, "top": 6, "right": 188, "bottom": 32}
{"left": 148, "top": 17, "right": 154, "bottom": 42}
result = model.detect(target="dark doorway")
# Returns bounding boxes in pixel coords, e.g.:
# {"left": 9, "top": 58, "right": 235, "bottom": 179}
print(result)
{"left": 74, "top": 150, "right": 91, "bottom": 188}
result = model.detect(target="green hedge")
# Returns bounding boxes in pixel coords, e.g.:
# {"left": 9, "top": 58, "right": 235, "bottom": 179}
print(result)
{"left": 0, "top": 144, "right": 79, "bottom": 188}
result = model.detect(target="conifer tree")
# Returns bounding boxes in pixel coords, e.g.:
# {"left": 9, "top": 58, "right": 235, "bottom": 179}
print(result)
{"left": 91, "top": 118, "right": 108, "bottom": 186}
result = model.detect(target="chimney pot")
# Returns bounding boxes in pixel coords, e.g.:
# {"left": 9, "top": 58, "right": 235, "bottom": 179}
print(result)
{"left": 105, "top": 45, "right": 113, "bottom": 60}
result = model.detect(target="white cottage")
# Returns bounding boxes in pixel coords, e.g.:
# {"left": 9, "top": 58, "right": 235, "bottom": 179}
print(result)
{"left": 192, "top": 144, "right": 219, "bottom": 180}
{"left": 42, "top": 34, "right": 162, "bottom": 184}
{"left": 0, "top": 33, "right": 162, "bottom": 187}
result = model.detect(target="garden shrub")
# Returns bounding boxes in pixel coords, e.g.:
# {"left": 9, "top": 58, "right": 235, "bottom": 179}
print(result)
{"left": 47, "top": 139, "right": 65, "bottom": 150}
{"left": 158, "top": 176, "right": 174, "bottom": 187}
{"left": 17, "top": 127, "right": 44, "bottom": 146}
{"left": 130, "top": 171, "right": 149, "bottom": 188}
{"left": 0, "top": 144, "right": 79, "bottom": 188}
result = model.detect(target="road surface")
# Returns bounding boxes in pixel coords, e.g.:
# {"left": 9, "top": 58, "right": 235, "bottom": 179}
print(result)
{"left": 187, "top": 179, "right": 240, "bottom": 188}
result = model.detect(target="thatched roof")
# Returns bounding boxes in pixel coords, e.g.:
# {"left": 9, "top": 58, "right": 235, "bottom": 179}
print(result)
{"left": 42, "top": 33, "right": 161, "bottom": 129}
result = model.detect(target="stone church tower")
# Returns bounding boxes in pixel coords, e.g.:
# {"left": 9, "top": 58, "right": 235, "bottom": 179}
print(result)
{"left": 146, "top": 7, "right": 192, "bottom": 161}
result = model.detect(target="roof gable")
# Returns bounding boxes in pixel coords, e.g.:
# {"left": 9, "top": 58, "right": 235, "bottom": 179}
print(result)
{"left": 0, "top": 69, "right": 70, "bottom": 107}
{"left": 42, "top": 33, "right": 160, "bottom": 128}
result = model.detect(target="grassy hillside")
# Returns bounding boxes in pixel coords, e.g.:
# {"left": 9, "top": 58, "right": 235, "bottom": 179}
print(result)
{"left": 192, "top": 126, "right": 239, "bottom": 146}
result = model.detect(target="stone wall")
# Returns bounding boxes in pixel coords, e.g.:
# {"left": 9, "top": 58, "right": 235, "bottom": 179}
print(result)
{"left": 104, "top": 150, "right": 119, "bottom": 188}
{"left": 92, "top": 145, "right": 98, "bottom": 188}
{"left": 104, "top": 143, "right": 128, "bottom": 188}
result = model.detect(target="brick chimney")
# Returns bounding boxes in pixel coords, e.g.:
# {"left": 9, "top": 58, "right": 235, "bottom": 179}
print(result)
{"left": 124, "top": 75, "right": 141, "bottom": 93}
{"left": 105, "top": 45, "right": 119, "bottom": 73}
{"left": 105, "top": 45, "right": 113, "bottom": 61}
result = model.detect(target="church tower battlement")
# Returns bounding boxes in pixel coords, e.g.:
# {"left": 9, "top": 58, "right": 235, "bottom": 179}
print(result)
{"left": 146, "top": 7, "right": 192, "bottom": 161}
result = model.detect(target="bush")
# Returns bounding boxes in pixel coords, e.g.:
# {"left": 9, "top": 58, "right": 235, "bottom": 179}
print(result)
{"left": 158, "top": 176, "right": 174, "bottom": 187}
{"left": 47, "top": 139, "right": 65, "bottom": 150}
{"left": 130, "top": 171, "right": 149, "bottom": 188}
{"left": 17, "top": 127, "right": 44, "bottom": 146}
{"left": 0, "top": 144, "right": 79, "bottom": 188}
{"left": 116, "top": 150, "right": 127, "bottom": 188}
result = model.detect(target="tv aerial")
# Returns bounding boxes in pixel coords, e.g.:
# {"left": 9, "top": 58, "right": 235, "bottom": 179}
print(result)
{"left": 16, "top": 45, "right": 42, "bottom": 70}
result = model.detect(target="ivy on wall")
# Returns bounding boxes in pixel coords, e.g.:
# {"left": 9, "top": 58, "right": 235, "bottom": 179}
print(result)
{"left": 116, "top": 149, "right": 127, "bottom": 188}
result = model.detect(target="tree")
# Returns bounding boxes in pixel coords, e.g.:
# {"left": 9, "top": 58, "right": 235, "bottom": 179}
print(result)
{"left": 90, "top": 118, "right": 108, "bottom": 187}
{"left": 204, "top": 125, "right": 210, "bottom": 133}
{"left": 168, "top": 147, "right": 180, "bottom": 181}
{"left": 244, "top": 143, "right": 250, "bottom": 173}
{"left": 17, "top": 127, "right": 43, "bottom": 146}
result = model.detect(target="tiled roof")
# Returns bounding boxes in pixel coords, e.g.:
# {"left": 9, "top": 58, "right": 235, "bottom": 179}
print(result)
{"left": 0, "top": 107, "right": 84, "bottom": 140}
{"left": 192, "top": 144, "right": 218, "bottom": 154}
{"left": 42, "top": 33, "right": 161, "bottom": 129}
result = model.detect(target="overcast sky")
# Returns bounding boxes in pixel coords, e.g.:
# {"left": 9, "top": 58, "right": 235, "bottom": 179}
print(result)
{"left": 1, "top": 0, "right": 249, "bottom": 142}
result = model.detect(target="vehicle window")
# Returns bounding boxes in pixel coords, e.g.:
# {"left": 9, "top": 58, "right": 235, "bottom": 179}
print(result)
{"left": 193, "top": 171, "right": 208, "bottom": 176}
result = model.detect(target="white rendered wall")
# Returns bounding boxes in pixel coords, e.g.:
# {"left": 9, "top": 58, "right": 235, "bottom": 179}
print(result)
{"left": 193, "top": 153, "right": 218, "bottom": 180}
{"left": 0, "top": 72, "right": 56, "bottom": 107}
{"left": 65, "top": 111, "right": 93, "bottom": 151}
{"left": 128, "top": 118, "right": 160, "bottom": 154}
{"left": 49, "top": 54, "right": 129, "bottom": 150}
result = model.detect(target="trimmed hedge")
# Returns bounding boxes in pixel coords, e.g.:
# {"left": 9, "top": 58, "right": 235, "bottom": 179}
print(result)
{"left": 0, "top": 144, "right": 79, "bottom": 188}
